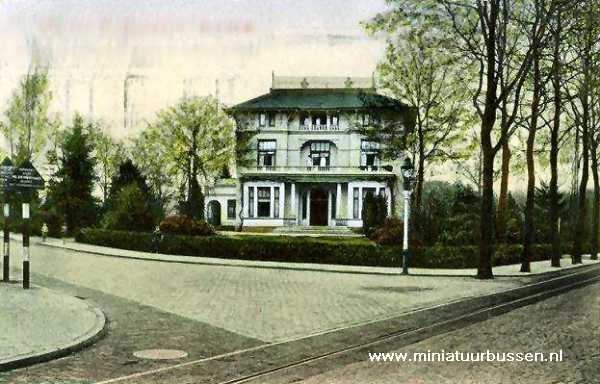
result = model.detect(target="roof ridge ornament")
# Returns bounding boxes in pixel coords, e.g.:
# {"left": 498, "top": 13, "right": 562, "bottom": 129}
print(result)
{"left": 301, "top": 77, "right": 309, "bottom": 89}
{"left": 344, "top": 77, "right": 353, "bottom": 88}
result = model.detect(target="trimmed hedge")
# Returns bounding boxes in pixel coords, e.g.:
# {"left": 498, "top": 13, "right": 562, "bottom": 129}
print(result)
{"left": 76, "top": 228, "right": 568, "bottom": 269}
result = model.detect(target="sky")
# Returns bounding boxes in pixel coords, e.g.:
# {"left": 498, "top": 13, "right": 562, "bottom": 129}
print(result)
{"left": 0, "top": 0, "right": 389, "bottom": 137}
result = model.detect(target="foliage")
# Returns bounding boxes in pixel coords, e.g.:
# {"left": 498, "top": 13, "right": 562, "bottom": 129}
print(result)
{"left": 159, "top": 214, "right": 214, "bottom": 237}
{"left": 77, "top": 228, "right": 567, "bottom": 269}
{"left": 45, "top": 114, "right": 99, "bottom": 234}
{"left": 101, "top": 184, "right": 157, "bottom": 232}
{"left": 89, "top": 127, "right": 126, "bottom": 204}
{"left": 412, "top": 181, "right": 481, "bottom": 246}
{"left": 1, "top": 69, "right": 56, "bottom": 164}
{"left": 149, "top": 96, "right": 241, "bottom": 219}
{"left": 361, "top": 192, "right": 388, "bottom": 237}
{"left": 371, "top": 218, "right": 404, "bottom": 246}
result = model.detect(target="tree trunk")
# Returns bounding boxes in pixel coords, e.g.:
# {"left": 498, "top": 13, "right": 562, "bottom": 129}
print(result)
{"left": 414, "top": 146, "right": 425, "bottom": 211}
{"left": 496, "top": 138, "right": 511, "bottom": 243}
{"left": 591, "top": 150, "right": 599, "bottom": 260}
{"left": 521, "top": 47, "right": 541, "bottom": 273}
{"left": 549, "top": 13, "right": 562, "bottom": 268}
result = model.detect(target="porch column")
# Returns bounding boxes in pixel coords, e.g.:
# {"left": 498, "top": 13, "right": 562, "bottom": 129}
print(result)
{"left": 280, "top": 182, "right": 285, "bottom": 219}
{"left": 270, "top": 186, "right": 275, "bottom": 218}
{"left": 347, "top": 183, "right": 353, "bottom": 219}
{"left": 290, "top": 183, "right": 296, "bottom": 217}
{"left": 253, "top": 186, "right": 258, "bottom": 218}
{"left": 336, "top": 183, "right": 342, "bottom": 219}
{"left": 243, "top": 183, "right": 249, "bottom": 218}
{"left": 358, "top": 187, "right": 363, "bottom": 219}
{"left": 386, "top": 186, "right": 392, "bottom": 216}
{"left": 306, "top": 189, "right": 311, "bottom": 225}
{"left": 327, "top": 190, "right": 332, "bottom": 226}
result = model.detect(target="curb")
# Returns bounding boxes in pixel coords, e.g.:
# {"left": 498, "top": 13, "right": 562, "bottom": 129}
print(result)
{"left": 0, "top": 292, "right": 108, "bottom": 372}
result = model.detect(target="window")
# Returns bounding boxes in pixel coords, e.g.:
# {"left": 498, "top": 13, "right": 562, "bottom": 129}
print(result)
{"left": 330, "top": 114, "right": 339, "bottom": 127}
{"left": 274, "top": 187, "right": 280, "bottom": 218}
{"left": 268, "top": 112, "right": 276, "bottom": 127}
{"left": 259, "top": 113, "right": 267, "bottom": 127}
{"left": 310, "top": 141, "right": 330, "bottom": 167}
{"left": 249, "top": 188, "right": 255, "bottom": 217}
{"left": 361, "top": 140, "right": 380, "bottom": 168}
{"left": 257, "top": 187, "right": 271, "bottom": 217}
{"left": 353, "top": 188, "right": 360, "bottom": 219}
{"left": 301, "top": 113, "right": 311, "bottom": 127}
{"left": 258, "top": 140, "right": 276, "bottom": 167}
{"left": 227, "top": 200, "right": 236, "bottom": 219}
{"left": 312, "top": 112, "right": 327, "bottom": 127}
{"left": 363, "top": 188, "right": 376, "bottom": 200}
{"left": 361, "top": 113, "right": 380, "bottom": 127}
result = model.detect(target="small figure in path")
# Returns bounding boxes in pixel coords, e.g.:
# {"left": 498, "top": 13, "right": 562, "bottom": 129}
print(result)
{"left": 152, "top": 225, "right": 163, "bottom": 254}
{"left": 41, "top": 223, "right": 48, "bottom": 242}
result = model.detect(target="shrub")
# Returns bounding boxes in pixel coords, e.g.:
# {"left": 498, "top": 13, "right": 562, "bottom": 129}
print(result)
{"left": 76, "top": 228, "right": 568, "bottom": 269}
{"left": 102, "top": 184, "right": 157, "bottom": 232}
{"left": 159, "top": 214, "right": 214, "bottom": 236}
{"left": 362, "top": 192, "right": 387, "bottom": 237}
{"left": 371, "top": 218, "right": 403, "bottom": 245}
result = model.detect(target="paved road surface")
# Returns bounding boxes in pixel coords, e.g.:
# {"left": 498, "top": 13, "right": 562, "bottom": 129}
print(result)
{"left": 261, "top": 282, "right": 600, "bottom": 384}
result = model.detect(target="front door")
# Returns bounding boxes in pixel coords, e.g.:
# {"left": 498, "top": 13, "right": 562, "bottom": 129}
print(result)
{"left": 310, "top": 188, "right": 328, "bottom": 226}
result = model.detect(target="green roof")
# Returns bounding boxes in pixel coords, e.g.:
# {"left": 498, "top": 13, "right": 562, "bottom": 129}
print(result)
{"left": 227, "top": 89, "right": 408, "bottom": 112}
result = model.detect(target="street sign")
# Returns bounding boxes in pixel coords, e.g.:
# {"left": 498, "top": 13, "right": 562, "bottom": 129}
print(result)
{"left": 0, "top": 157, "right": 14, "bottom": 188}
{"left": 10, "top": 161, "right": 44, "bottom": 190}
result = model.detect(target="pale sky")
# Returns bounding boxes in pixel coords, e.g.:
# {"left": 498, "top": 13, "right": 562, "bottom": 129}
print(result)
{"left": 0, "top": 0, "right": 388, "bottom": 137}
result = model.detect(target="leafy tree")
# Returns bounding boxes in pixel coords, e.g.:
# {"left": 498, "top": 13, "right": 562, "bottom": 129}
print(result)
{"left": 89, "top": 127, "right": 126, "bottom": 204}
{"left": 46, "top": 114, "right": 98, "bottom": 234}
{"left": 2, "top": 69, "right": 55, "bottom": 164}
{"left": 364, "top": 15, "right": 474, "bottom": 209}
{"left": 150, "top": 96, "right": 240, "bottom": 219}
{"left": 132, "top": 124, "right": 176, "bottom": 214}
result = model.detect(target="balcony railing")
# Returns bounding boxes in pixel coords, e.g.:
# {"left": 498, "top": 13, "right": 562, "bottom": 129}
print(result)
{"left": 299, "top": 124, "right": 340, "bottom": 131}
{"left": 251, "top": 165, "right": 393, "bottom": 174}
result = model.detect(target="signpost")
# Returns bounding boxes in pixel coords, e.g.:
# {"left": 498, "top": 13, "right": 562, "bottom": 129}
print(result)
{"left": 0, "top": 158, "right": 44, "bottom": 289}
{"left": 0, "top": 157, "right": 14, "bottom": 283}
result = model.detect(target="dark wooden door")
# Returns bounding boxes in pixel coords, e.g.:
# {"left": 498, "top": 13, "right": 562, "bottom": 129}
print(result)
{"left": 310, "top": 188, "right": 328, "bottom": 226}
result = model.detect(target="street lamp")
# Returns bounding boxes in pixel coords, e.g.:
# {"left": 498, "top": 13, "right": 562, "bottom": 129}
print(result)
{"left": 401, "top": 157, "right": 415, "bottom": 275}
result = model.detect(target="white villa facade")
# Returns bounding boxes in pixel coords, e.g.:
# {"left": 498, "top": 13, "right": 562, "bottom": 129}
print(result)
{"left": 206, "top": 75, "right": 412, "bottom": 229}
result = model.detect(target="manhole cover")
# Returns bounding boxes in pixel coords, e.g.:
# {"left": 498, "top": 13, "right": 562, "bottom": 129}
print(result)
{"left": 133, "top": 349, "right": 188, "bottom": 360}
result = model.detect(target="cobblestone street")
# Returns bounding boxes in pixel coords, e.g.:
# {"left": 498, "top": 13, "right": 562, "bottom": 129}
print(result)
{"left": 264, "top": 282, "right": 600, "bottom": 384}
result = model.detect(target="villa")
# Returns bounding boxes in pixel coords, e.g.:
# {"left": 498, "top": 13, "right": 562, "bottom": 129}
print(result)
{"left": 206, "top": 75, "right": 413, "bottom": 229}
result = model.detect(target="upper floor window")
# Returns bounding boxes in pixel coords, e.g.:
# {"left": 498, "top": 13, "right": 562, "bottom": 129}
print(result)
{"left": 330, "top": 114, "right": 339, "bottom": 127}
{"left": 361, "top": 113, "right": 380, "bottom": 127}
{"left": 258, "top": 140, "right": 276, "bottom": 167}
{"left": 259, "top": 112, "right": 276, "bottom": 127}
{"left": 310, "top": 141, "right": 330, "bottom": 167}
{"left": 312, "top": 112, "right": 327, "bottom": 127}
{"left": 361, "top": 140, "right": 380, "bottom": 168}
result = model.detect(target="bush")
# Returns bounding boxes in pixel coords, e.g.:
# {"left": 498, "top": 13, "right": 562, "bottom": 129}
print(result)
{"left": 76, "top": 228, "right": 568, "bottom": 269}
{"left": 362, "top": 192, "right": 387, "bottom": 237}
{"left": 102, "top": 184, "right": 157, "bottom": 232}
{"left": 371, "top": 218, "right": 404, "bottom": 245}
{"left": 159, "top": 215, "right": 214, "bottom": 236}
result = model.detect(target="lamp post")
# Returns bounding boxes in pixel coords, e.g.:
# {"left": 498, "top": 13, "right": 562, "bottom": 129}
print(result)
{"left": 401, "top": 157, "right": 415, "bottom": 275}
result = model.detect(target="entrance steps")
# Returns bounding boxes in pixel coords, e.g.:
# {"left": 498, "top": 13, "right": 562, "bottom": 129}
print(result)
{"left": 273, "top": 226, "right": 361, "bottom": 237}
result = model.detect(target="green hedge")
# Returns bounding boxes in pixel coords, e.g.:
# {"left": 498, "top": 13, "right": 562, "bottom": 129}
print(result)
{"left": 76, "top": 228, "right": 567, "bottom": 269}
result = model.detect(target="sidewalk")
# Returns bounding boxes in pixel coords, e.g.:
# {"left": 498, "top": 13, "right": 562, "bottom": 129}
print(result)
{"left": 23, "top": 234, "right": 600, "bottom": 277}
{"left": 0, "top": 281, "right": 106, "bottom": 371}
